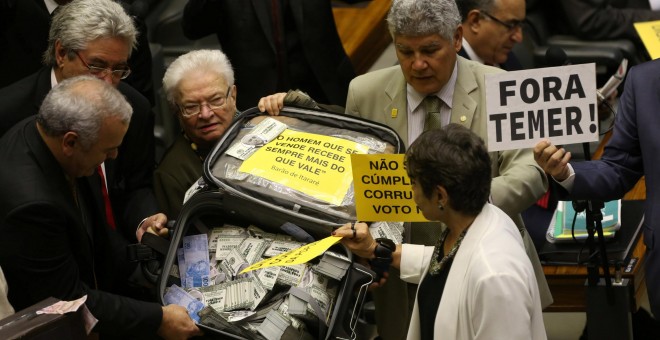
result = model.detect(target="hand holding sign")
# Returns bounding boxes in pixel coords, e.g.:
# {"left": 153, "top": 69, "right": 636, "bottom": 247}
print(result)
{"left": 331, "top": 222, "right": 377, "bottom": 259}
{"left": 533, "top": 139, "right": 572, "bottom": 182}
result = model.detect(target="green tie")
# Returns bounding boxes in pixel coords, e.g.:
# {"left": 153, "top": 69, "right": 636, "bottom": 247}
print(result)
{"left": 423, "top": 95, "right": 443, "bottom": 131}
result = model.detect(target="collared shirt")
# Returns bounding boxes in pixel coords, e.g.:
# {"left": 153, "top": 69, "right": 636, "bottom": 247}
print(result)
{"left": 557, "top": 163, "right": 576, "bottom": 191}
{"left": 462, "top": 38, "right": 501, "bottom": 68}
{"left": 406, "top": 60, "right": 458, "bottom": 145}
{"left": 43, "top": 0, "right": 59, "bottom": 14}
{"left": 50, "top": 68, "right": 58, "bottom": 88}
{"left": 461, "top": 38, "right": 485, "bottom": 64}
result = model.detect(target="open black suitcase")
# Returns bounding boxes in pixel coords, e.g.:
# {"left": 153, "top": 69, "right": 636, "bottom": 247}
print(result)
{"left": 156, "top": 106, "right": 405, "bottom": 340}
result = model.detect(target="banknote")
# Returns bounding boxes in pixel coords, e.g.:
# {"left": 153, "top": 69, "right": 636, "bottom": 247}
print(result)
{"left": 256, "top": 266, "right": 280, "bottom": 290}
{"left": 198, "top": 306, "right": 258, "bottom": 339}
{"left": 215, "top": 235, "right": 246, "bottom": 259}
{"left": 183, "top": 234, "right": 210, "bottom": 288}
{"left": 369, "top": 221, "right": 404, "bottom": 244}
{"left": 238, "top": 238, "right": 269, "bottom": 265}
{"left": 177, "top": 248, "right": 186, "bottom": 284}
{"left": 163, "top": 284, "right": 205, "bottom": 323}
{"left": 263, "top": 240, "right": 303, "bottom": 257}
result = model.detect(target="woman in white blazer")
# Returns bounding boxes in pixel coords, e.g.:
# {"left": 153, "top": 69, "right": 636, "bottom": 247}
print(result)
{"left": 334, "top": 124, "right": 546, "bottom": 339}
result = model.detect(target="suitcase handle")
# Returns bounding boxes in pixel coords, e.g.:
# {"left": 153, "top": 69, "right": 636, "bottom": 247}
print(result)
{"left": 330, "top": 263, "right": 374, "bottom": 340}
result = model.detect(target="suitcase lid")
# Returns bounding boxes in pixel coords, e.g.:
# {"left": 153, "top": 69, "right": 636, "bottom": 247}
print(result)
{"left": 201, "top": 107, "right": 405, "bottom": 233}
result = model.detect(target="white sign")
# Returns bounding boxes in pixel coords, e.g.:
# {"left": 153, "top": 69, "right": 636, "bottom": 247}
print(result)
{"left": 485, "top": 64, "right": 598, "bottom": 151}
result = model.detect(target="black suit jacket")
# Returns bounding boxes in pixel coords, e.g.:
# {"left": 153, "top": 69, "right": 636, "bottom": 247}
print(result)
{"left": 0, "top": 67, "right": 158, "bottom": 241}
{"left": 0, "top": 0, "right": 155, "bottom": 104}
{"left": 182, "top": 0, "right": 355, "bottom": 110}
{"left": 554, "top": 0, "right": 660, "bottom": 45}
{"left": 457, "top": 47, "right": 523, "bottom": 71}
{"left": 0, "top": 0, "right": 50, "bottom": 89}
{"left": 0, "top": 118, "right": 162, "bottom": 338}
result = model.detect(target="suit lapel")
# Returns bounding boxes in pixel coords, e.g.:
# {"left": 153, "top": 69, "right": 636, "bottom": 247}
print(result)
{"left": 252, "top": 0, "right": 277, "bottom": 53}
{"left": 25, "top": 121, "right": 94, "bottom": 265}
{"left": 502, "top": 51, "right": 523, "bottom": 71}
{"left": 385, "top": 72, "right": 410, "bottom": 145}
{"left": 436, "top": 204, "right": 492, "bottom": 339}
{"left": 451, "top": 57, "right": 478, "bottom": 129}
{"left": 33, "top": 67, "right": 55, "bottom": 115}
{"left": 457, "top": 47, "right": 469, "bottom": 60}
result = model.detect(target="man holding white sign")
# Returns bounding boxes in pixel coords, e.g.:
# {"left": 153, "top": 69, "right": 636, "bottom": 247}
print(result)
{"left": 343, "top": 0, "right": 550, "bottom": 338}
{"left": 534, "top": 59, "right": 660, "bottom": 326}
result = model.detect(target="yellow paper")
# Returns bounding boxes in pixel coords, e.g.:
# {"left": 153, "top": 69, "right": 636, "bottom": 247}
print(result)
{"left": 351, "top": 154, "right": 428, "bottom": 222}
{"left": 239, "top": 130, "right": 369, "bottom": 205}
{"left": 634, "top": 20, "right": 660, "bottom": 59}
{"left": 239, "top": 236, "right": 342, "bottom": 274}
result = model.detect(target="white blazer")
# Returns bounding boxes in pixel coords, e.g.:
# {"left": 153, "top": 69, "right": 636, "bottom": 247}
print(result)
{"left": 0, "top": 266, "right": 14, "bottom": 319}
{"left": 401, "top": 203, "right": 547, "bottom": 339}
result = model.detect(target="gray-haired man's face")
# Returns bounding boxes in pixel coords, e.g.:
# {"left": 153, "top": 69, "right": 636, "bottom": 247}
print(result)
{"left": 394, "top": 30, "right": 462, "bottom": 95}
{"left": 56, "top": 37, "right": 130, "bottom": 87}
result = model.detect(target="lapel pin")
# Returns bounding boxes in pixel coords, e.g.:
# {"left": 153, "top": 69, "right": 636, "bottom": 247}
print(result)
{"left": 460, "top": 115, "right": 467, "bottom": 122}
{"left": 391, "top": 108, "right": 398, "bottom": 118}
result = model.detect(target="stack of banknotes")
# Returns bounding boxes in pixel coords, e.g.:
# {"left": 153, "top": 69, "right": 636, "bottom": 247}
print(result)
{"left": 163, "top": 224, "right": 346, "bottom": 340}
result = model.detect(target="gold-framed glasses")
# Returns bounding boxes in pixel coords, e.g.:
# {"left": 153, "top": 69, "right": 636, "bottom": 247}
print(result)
{"left": 74, "top": 51, "right": 131, "bottom": 80}
{"left": 178, "top": 87, "right": 232, "bottom": 118}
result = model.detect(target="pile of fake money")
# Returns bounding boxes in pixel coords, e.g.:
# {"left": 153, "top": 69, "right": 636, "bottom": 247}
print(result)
{"left": 163, "top": 224, "right": 349, "bottom": 340}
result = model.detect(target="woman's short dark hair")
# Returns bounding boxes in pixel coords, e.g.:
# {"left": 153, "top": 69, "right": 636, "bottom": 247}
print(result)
{"left": 405, "top": 124, "right": 492, "bottom": 216}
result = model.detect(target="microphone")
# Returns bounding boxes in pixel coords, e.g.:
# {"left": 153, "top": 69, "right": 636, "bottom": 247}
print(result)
{"left": 544, "top": 46, "right": 628, "bottom": 104}
{"left": 545, "top": 46, "right": 570, "bottom": 67}
{"left": 597, "top": 58, "right": 628, "bottom": 103}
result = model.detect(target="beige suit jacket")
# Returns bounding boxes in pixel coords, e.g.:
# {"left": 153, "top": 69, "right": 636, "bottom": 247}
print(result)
{"left": 345, "top": 56, "right": 552, "bottom": 339}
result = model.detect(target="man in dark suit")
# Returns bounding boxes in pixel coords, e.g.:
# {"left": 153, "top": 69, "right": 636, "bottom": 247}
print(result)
{"left": 0, "top": 0, "right": 51, "bottom": 89}
{"left": 181, "top": 0, "right": 355, "bottom": 111}
{"left": 554, "top": 0, "right": 660, "bottom": 51}
{"left": 455, "top": 0, "right": 524, "bottom": 71}
{"left": 0, "top": 0, "right": 155, "bottom": 105}
{"left": 0, "top": 75, "right": 200, "bottom": 338}
{"left": 0, "top": 0, "right": 159, "bottom": 242}
{"left": 535, "top": 58, "right": 660, "bottom": 326}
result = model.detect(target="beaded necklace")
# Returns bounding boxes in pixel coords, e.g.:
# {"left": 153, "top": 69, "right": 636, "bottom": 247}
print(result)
{"left": 428, "top": 227, "right": 469, "bottom": 276}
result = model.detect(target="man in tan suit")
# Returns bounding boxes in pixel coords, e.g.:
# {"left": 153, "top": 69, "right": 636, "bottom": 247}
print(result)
{"left": 345, "top": 0, "right": 551, "bottom": 338}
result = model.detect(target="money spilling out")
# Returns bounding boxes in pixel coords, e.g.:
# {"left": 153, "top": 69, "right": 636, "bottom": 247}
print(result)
{"left": 164, "top": 223, "right": 349, "bottom": 339}
{"left": 160, "top": 108, "right": 407, "bottom": 338}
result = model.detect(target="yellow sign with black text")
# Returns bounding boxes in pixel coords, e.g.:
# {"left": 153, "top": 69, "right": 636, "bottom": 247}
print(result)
{"left": 635, "top": 20, "right": 660, "bottom": 59}
{"left": 239, "top": 236, "right": 342, "bottom": 274}
{"left": 239, "top": 129, "right": 369, "bottom": 205}
{"left": 351, "top": 154, "right": 428, "bottom": 222}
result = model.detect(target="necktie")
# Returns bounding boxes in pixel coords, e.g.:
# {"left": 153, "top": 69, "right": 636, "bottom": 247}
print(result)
{"left": 423, "top": 95, "right": 443, "bottom": 131}
{"left": 97, "top": 165, "right": 116, "bottom": 230}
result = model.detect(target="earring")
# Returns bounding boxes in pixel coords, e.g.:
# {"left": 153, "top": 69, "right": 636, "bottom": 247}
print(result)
{"left": 438, "top": 203, "right": 444, "bottom": 211}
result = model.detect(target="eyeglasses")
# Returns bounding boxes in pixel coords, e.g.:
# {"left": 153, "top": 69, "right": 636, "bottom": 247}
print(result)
{"left": 74, "top": 51, "right": 132, "bottom": 80}
{"left": 480, "top": 11, "right": 524, "bottom": 32}
{"left": 178, "top": 87, "right": 232, "bottom": 118}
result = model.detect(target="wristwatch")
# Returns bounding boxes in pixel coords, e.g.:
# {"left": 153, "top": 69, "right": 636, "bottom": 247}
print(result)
{"left": 369, "top": 238, "right": 395, "bottom": 280}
